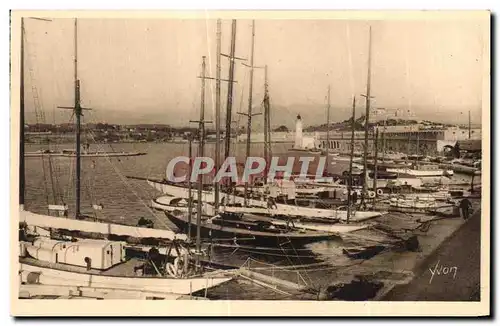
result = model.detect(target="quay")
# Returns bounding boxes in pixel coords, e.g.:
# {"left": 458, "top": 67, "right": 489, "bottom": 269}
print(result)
{"left": 204, "top": 198, "right": 482, "bottom": 301}
{"left": 381, "top": 208, "right": 481, "bottom": 301}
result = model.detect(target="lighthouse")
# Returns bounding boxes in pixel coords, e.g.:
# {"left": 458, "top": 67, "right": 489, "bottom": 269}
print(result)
{"left": 294, "top": 114, "right": 303, "bottom": 149}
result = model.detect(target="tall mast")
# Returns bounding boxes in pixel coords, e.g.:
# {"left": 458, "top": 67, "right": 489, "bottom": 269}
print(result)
{"left": 361, "top": 26, "right": 373, "bottom": 206}
{"left": 266, "top": 66, "right": 272, "bottom": 164}
{"left": 372, "top": 128, "right": 379, "bottom": 206}
{"left": 20, "top": 18, "right": 25, "bottom": 209}
{"left": 468, "top": 110, "right": 471, "bottom": 139}
{"left": 416, "top": 127, "right": 420, "bottom": 163}
{"left": 187, "top": 135, "right": 193, "bottom": 242}
{"left": 194, "top": 56, "right": 207, "bottom": 268}
{"left": 244, "top": 20, "right": 256, "bottom": 206}
{"left": 74, "top": 18, "right": 82, "bottom": 218}
{"left": 382, "top": 119, "right": 386, "bottom": 161}
{"left": 326, "top": 85, "right": 331, "bottom": 169}
{"left": 224, "top": 20, "right": 237, "bottom": 161}
{"left": 263, "top": 65, "right": 269, "bottom": 183}
{"left": 214, "top": 19, "right": 222, "bottom": 213}
{"left": 347, "top": 97, "right": 356, "bottom": 223}
{"left": 58, "top": 18, "right": 91, "bottom": 218}
{"left": 406, "top": 134, "right": 411, "bottom": 165}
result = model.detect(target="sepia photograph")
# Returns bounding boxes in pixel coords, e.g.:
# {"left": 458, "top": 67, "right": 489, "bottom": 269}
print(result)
{"left": 10, "top": 10, "right": 490, "bottom": 316}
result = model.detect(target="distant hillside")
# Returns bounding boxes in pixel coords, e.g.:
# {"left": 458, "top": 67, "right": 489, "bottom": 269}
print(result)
{"left": 303, "top": 116, "right": 456, "bottom": 132}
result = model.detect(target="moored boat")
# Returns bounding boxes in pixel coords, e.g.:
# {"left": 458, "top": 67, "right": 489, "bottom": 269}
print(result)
{"left": 151, "top": 196, "right": 370, "bottom": 234}
{"left": 387, "top": 196, "right": 453, "bottom": 214}
{"left": 20, "top": 208, "right": 189, "bottom": 242}
{"left": 25, "top": 149, "right": 147, "bottom": 158}
{"left": 18, "top": 237, "right": 233, "bottom": 297}
{"left": 145, "top": 179, "right": 384, "bottom": 222}
{"left": 163, "top": 210, "right": 338, "bottom": 247}
{"left": 386, "top": 163, "right": 450, "bottom": 178}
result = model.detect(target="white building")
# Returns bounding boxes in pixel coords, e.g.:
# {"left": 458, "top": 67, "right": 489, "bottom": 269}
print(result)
{"left": 236, "top": 131, "right": 294, "bottom": 143}
{"left": 291, "top": 114, "right": 318, "bottom": 150}
{"left": 315, "top": 123, "right": 482, "bottom": 154}
{"left": 235, "top": 115, "right": 317, "bottom": 146}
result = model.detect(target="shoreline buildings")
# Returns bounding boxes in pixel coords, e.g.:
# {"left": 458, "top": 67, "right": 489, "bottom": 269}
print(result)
{"left": 236, "top": 115, "right": 481, "bottom": 155}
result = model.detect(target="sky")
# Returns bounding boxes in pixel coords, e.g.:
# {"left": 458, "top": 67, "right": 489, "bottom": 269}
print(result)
{"left": 21, "top": 16, "right": 487, "bottom": 129}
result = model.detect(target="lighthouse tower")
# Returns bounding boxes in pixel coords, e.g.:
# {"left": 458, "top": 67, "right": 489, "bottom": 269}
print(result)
{"left": 294, "top": 114, "right": 303, "bottom": 149}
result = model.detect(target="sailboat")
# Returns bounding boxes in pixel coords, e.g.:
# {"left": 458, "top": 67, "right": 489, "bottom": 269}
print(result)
{"left": 146, "top": 125, "right": 382, "bottom": 223}
{"left": 161, "top": 29, "right": 380, "bottom": 250}
{"left": 159, "top": 22, "right": 360, "bottom": 246}
{"left": 18, "top": 18, "right": 232, "bottom": 298}
{"left": 146, "top": 23, "right": 384, "bottom": 224}
{"left": 25, "top": 148, "right": 147, "bottom": 158}
{"left": 144, "top": 99, "right": 381, "bottom": 222}
{"left": 152, "top": 195, "right": 370, "bottom": 235}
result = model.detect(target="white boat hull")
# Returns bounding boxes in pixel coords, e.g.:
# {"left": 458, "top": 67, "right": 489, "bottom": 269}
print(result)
{"left": 388, "top": 198, "right": 452, "bottom": 214}
{"left": 220, "top": 205, "right": 381, "bottom": 222}
{"left": 386, "top": 168, "right": 445, "bottom": 177}
{"left": 20, "top": 209, "right": 188, "bottom": 241}
{"left": 148, "top": 180, "right": 384, "bottom": 222}
{"left": 19, "top": 283, "right": 205, "bottom": 300}
{"left": 19, "top": 262, "right": 231, "bottom": 296}
{"left": 151, "top": 197, "right": 369, "bottom": 234}
{"left": 25, "top": 151, "right": 146, "bottom": 158}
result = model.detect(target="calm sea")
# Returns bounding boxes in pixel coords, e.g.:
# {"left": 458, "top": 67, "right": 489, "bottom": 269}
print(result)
{"left": 24, "top": 142, "right": 294, "bottom": 224}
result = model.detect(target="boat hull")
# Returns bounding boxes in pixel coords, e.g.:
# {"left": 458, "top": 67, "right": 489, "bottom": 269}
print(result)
{"left": 19, "top": 283, "right": 205, "bottom": 300}
{"left": 164, "top": 212, "right": 336, "bottom": 247}
{"left": 146, "top": 179, "right": 383, "bottom": 222}
{"left": 151, "top": 197, "right": 369, "bottom": 234}
{"left": 386, "top": 168, "right": 445, "bottom": 177}
{"left": 20, "top": 209, "right": 188, "bottom": 242}
{"left": 438, "top": 163, "right": 480, "bottom": 176}
{"left": 19, "top": 260, "right": 231, "bottom": 296}
{"left": 26, "top": 151, "right": 146, "bottom": 158}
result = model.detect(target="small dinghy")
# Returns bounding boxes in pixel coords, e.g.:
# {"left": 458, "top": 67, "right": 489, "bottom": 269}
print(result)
{"left": 388, "top": 196, "right": 453, "bottom": 214}
{"left": 342, "top": 245, "right": 386, "bottom": 260}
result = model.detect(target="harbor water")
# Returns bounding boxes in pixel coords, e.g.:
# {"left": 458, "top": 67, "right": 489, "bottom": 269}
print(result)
{"left": 22, "top": 142, "right": 477, "bottom": 300}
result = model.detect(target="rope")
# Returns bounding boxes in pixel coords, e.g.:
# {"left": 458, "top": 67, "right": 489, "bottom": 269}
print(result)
{"left": 81, "top": 129, "right": 175, "bottom": 234}
{"left": 24, "top": 29, "right": 52, "bottom": 209}
{"left": 240, "top": 248, "right": 390, "bottom": 274}
{"left": 80, "top": 118, "right": 100, "bottom": 214}
{"left": 45, "top": 156, "right": 59, "bottom": 204}
{"left": 60, "top": 114, "right": 77, "bottom": 203}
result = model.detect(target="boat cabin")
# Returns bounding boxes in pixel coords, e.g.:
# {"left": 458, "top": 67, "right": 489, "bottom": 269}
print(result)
{"left": 47, "top": 204, "right": 69, "bottom": 217}
{"left": 26, "top": 238, "right": 126, "bottom": 270}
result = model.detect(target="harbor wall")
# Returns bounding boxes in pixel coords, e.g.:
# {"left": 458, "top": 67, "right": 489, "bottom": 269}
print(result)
{"left": 317, "top": 137, "right": 441, "bottom": 156}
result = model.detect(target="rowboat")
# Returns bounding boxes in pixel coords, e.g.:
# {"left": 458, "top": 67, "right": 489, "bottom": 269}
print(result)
{"left": 387, "top": 197, "right": 452, "bottom": 214}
